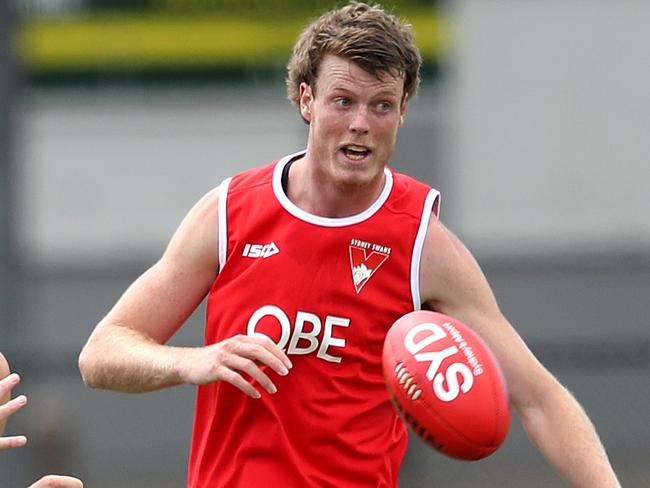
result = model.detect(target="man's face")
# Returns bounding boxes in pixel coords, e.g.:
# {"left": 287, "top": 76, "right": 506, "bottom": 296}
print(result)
{"left": 299, "top": 54, "right": 407, "bottom": 190}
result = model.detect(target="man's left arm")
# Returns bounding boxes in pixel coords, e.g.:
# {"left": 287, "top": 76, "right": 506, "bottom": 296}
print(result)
{"left": 419, "top": 220, "right": 620, "bottom": 488}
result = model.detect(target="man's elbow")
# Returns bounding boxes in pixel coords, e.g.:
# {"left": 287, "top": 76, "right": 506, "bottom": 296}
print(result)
{"left": 512, "top": 371, "right": 568, "bottom": 421}
{"left": 78, "top": 342, "right": 101, "bottom": 389}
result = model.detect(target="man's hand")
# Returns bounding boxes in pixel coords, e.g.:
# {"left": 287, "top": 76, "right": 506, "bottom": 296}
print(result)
{"left": 27, "top": 475, "right": 83, "bottom": 488}
{"left": 179, "top": 334, "right": 293, "bottom": 399}
{"left": 0, "top": 373, "right": 28, "bottom": 449}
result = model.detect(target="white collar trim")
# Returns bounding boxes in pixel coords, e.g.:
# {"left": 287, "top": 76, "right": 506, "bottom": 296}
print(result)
{"left": 272, "top": 150, "right": 393, "bottom": 227}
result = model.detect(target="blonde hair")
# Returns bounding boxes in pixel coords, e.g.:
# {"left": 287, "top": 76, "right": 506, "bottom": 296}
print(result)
{"left": 286, "top": 1, "right": 422, "bottom": 108}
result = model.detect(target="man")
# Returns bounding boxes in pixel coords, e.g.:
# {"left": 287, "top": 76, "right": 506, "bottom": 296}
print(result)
{"left": 1, "top": 353, "right": 84, "bottom": 487}
{"left": 78, "top": 2, "right": 620, "bottom": 487}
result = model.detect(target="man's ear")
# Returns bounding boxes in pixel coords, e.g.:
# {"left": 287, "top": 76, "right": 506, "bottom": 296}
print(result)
{"left": 399, "top": 98, "right": 408, "bottom": 128}
{"left": 299, "top": 82, "right": 313, "bottom": 123}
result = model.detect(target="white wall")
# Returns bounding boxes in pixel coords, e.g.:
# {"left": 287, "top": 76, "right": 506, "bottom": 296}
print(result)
{"left": 448, "top": 0, "right": 650, "bottom": 257}
{"left": 17, "top": 85, "right": 304, "bottom": 265}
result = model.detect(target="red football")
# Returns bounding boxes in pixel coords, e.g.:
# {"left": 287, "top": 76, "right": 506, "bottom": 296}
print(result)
{"left": 383, "top": 310, "right": 511, "bottom": 460}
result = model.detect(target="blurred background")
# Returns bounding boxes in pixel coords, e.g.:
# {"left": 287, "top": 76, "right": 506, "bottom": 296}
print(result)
{"left": 1, "top": 0, "right": 648, "bottom": 486}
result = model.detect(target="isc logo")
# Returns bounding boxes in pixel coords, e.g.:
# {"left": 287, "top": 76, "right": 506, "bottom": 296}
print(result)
{"left": 247, "top": 305, "right": 349, "bottom": 363}
{"left": 242, "top": 242, "right": 279, "bottom": 259}
{"left": 404, "top": 322, "right": 474, "bottom": 402}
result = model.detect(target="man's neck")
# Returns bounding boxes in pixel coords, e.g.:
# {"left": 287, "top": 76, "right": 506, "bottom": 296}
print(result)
{"left": 285, "top": 156, "right": 386, "bottom": 218}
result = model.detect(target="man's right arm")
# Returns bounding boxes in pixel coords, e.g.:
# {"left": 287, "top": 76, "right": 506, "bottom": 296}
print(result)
{"left": 78, "top": 188, "right": 292, "bottom": 397}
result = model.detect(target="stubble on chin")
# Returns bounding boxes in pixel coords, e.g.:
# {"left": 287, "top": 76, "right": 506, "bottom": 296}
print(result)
{"left": 331, "top": 163, "right": 386, "bottom": 195}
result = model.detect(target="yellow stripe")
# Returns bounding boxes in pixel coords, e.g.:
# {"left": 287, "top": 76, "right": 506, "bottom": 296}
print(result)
{"left": 17, "top": 10, "right": 449, "bottom": 72}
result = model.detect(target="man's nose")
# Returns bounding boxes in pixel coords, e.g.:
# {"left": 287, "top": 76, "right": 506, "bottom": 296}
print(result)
{"left": 349, "top": 106, "right": 370, "bottom": 134}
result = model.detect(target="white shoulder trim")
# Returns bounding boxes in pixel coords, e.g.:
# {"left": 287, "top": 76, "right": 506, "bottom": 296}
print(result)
{"left": 410, "top": 189, "right": 441, "bottom": 310}
{"left": 272, "top": 150, "right": 393, "bottom": 227}
{"left": 217, "top": 177, "right": 232, "bottom": 272}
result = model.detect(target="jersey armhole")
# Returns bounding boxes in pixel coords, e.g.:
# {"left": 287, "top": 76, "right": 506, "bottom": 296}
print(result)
{"left": 410, "top": 189, "right": 441, "bottom": 310}
{"left": 217, "top": 177, "right": 232, "bottom": 272}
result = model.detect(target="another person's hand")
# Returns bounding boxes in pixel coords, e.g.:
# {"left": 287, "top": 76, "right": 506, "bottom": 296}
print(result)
{"left": 27, "top": 475, "right": 84, "bottom": 488}
{"left": 0, "top": 372, "right": 28, "bottom": 449}
{"left": 1, "top": 355, "right": 84, "bottom": 486}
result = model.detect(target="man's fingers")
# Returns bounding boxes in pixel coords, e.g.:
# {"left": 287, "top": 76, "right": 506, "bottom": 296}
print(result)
{"left": 216, "top": 366, "right": 261, "bottom": 399}
{"left": 247, "top": 334, "right": 293, "bottom": 371}
{"left": 233, "top": 341, "right": 290, "bottom": 378}
{"left": 0, "top": 395, "right": 27, "bottom": 420}
{"left": 225, "top": 356, "right": 277, "bottom": 395}
{"left": 0, "top": 434, "right": 27, "bottom": 450}
{"left": 192, "top": 335, "right": 295, "bottom": 396}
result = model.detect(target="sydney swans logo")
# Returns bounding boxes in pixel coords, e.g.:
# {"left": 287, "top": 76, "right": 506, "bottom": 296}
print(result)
{"left": 349, "top": 238, "right": 391, "bottom": 293}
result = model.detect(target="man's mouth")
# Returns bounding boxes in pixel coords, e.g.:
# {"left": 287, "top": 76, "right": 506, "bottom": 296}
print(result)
{"left": 341, "top": 144, "right": 371, "bottom": 161}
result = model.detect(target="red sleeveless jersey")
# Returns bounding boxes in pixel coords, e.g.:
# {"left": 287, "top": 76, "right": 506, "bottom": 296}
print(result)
{"left": 188, "top": 151, "right": 440, "bottom": 488}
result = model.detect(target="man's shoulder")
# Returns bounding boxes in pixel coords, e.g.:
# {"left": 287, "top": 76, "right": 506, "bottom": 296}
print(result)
{"left": 390, "top": 169, "right": 439, "bottom": 203}
{"left": 419, "top": 218, "right": 485, "bottom": 304}
{"left": 228, "top": 160, "right": 276, "bottom": 193}
{"left": 227, "top": 150, "right": 305, "bottom": 196}
{"left": 386, "top": 168, "right": 440, "bottom": 219}
{"left": 390, "top": 168, "right": 432, "bottom": 190}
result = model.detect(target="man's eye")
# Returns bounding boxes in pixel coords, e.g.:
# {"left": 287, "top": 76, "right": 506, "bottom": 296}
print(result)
{"left": 335, "top": 98, "right": 350, "bottom": 107}
{"left": 377, "top": 101, "right": 392, "bottom": 112}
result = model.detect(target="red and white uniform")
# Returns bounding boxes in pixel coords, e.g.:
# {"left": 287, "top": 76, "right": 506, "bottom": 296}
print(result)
{"left": 188, "top": 150, "right": 440, "bottom": 488}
